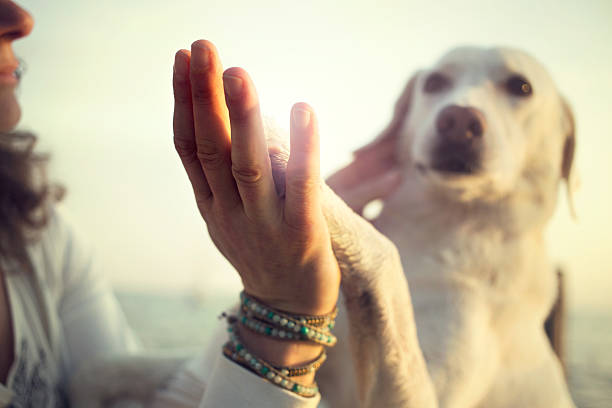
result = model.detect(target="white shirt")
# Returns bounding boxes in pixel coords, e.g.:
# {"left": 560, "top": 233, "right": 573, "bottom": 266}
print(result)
{"left": 0, "top": 207, "right": 320, "bottom": 407}
{"left": 0, "top": 207, "right": 139, "bottom": 407}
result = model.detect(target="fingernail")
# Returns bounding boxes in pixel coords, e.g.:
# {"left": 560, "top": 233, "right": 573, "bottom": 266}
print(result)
{"left": 293, "top": 108, "right": 311, "bottom": 130}
{"left": 174, "top": 52, "right": 188, "bottom": 76}
{"left": 223, "top": 75, "right": 243, "bottom": 99}
{"left": 192, "top": 42, "right": 210, "bottom": 67}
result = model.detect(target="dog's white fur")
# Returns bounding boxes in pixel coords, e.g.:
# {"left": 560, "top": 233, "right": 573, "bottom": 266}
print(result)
{"left": 70, "top": 47, "right": 576, "bottom": 407}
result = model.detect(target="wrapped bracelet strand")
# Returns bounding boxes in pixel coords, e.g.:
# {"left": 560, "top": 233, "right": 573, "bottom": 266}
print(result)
{"left": 223, "top": 322, "right": 320, "bottom": 397}
{"left": 239, "top": 292, "right": 338, "bottom": 346}
{"left": 238, "top": 311, "right": 337, "bottom": 346}
{"left": 220, "top": 291, "right": 339, "bottom": 398}
{"left": 240, "top": 291, "right": 338, "bottom": 329}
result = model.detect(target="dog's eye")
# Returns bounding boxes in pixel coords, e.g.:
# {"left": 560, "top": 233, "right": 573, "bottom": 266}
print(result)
{"left": 424, "top": 73, "right": 450, "bottom": 93}
{"left": 506, "top": 75, "right": 533, "bottom": 97}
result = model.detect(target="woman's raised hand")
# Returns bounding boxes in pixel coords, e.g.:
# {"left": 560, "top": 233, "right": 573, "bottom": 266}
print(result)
{"left": 172, "top": 40, "right": 340, "bottom": 317}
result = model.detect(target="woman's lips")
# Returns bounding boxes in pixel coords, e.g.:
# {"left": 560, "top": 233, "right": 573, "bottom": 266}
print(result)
{"left": 0, "top": 66, "right": 19, "bottom": 85}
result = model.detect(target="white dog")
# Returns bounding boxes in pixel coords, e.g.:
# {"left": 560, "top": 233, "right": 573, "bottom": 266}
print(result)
{"left": 70, "top": 47, "right": 576, "bottom": 408}
{"left": 320, "top": 46, "right": 577, "bottom": 407}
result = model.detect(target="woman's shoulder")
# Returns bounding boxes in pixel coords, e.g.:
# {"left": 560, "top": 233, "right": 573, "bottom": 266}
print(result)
{"left": 44, "top": 204, "right": 85, "bottom": 243}
{"left": 34, "top": 204, "right": 90, "bottom": 260}
{"left": 26, "top": 204, "right": 94, "bottom": 295}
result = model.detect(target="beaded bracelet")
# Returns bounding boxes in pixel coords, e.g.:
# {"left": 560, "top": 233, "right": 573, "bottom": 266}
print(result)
{"left": 239, "top": 304, "right": 337, "bottom": 330}
{"left": 223, "top": 328, "right": 320, "bottom": 397}
{"left": 277, "top": 351, "right": 327, "bottom": 377}
{"left": 240, "top": 291, "right": 337, "bottom": 329}
{"left": 224, "top": 313, "right": 329, "bottom": 375}
{"left": 239, "top": 293, "right": 338, "bottom": 346}
{"left": 238, "top": 310, "right": 337, "bottom": 346}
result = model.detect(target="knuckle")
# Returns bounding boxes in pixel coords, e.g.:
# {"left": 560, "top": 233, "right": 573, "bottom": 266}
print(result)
{"left": 174, "top": 138, "right": 196, "bottom": 159}
{"left": 297, "top": 138, "right": 318, "bottom": 154}
{"left": 196, "top": 151, "right": 226, "bottom": 170}
{"left": 180, "top": 152, "right": 201, "bottom": 169}
{"left": 287, "top": 174, "right": 319, "bottom": 196}
{"left": 232, "top": 163, "right": 263, "bottom": 185}
{"left": 195, "top": 198, "right": 212, "bottom": 219}
{"left": 285, "top": 212, "right": 309, "bottom": 231}
{"left": 196, "top": 140, "right": 228, "bottom": 170}
{"left": 173, "top": 73, "right": 192, "bottom": 103}
{"left": 173, "top": 73, "right": 190, "bottom": 88}
{"left": 190, "top": 84, "right": 215, "bottom": 107}
{"left": 173, "top": 87, "right": 192, "bottom": 105}
{"left": 208, "top": 204, "right": 235, "bottom": 228}
{"left": 195, "top": 196, "right": 211, "bottom": 210}
{"left": 284, "top": 217, "right": 319, "bottom": 243}
{"left": 228, "top": 103, "right": 260, "bottom": 125}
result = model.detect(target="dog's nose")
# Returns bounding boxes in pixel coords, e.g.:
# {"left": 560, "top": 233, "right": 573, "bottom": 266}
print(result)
{"left": 436, "top": 105, "right": 486, "bottom": 142}
{"left": 430, "top": 105, "right": 485, "bottom": 174}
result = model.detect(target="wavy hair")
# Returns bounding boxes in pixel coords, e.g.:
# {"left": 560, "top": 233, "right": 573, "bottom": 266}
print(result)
{"left": 0, "top": 131, "right": 63, "bottom": 268}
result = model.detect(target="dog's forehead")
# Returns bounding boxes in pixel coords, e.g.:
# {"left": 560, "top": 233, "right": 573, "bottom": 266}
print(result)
{"left": 433, "top": 47, "right": 555, "bottom": 90}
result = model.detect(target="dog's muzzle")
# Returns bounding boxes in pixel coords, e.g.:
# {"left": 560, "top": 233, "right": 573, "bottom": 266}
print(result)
{"left": 430, "top": 104, "right": 485, "bottom": 175}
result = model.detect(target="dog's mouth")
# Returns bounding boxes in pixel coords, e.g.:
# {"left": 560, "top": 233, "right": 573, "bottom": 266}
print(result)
{"left": 416, "top": 159, "right": 479, "bottom": 177}
{"left": 431, "top": 158, "right": 478, "bottom": 175}
{"left": 418, "top": 139, "right": 483, "bottom": 177}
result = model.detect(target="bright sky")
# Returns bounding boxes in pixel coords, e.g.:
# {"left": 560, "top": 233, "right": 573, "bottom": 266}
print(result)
{"left": 13, "top": 0, "right": 612, "bottom": 310}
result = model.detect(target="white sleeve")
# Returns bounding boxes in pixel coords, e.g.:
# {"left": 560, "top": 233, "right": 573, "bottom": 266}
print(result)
{"left": 52, "top": 207, "right": 140, "bottom": 375}
{"left": 151, "top": 321, "right": 321, "bottom": 408}
{"left": 199, "top": 354, "right": 321, "bottom": 408}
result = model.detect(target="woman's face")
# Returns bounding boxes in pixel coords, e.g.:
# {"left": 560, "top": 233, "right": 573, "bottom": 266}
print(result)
{"left": 0, "top": 1, "right": 33, "bottom": 132}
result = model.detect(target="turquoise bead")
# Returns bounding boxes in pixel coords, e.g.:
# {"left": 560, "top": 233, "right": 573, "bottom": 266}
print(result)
{"left": 300, "top": 326, "right": 309, "bottom": 336}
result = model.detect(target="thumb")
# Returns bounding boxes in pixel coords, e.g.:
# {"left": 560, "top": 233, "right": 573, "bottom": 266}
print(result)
{"left": 284, "top": 103, "right": 321, "bottom": 229}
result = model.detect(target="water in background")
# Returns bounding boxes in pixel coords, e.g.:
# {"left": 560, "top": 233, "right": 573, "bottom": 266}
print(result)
{"left": 116, "top": 291, "right": 612, "bottom": 408}
{"left": 567, "top": 311, "right": 612, "bottom": 407}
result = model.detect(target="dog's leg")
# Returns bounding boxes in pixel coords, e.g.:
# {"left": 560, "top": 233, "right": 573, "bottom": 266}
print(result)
{"left": 320, "top": 184, "right": 437, "bottom": 408}
{"left": 268, "top": 142, "right": 436, "bottom": 407}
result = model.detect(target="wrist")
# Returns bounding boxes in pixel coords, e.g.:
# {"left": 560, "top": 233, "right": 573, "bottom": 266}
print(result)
{"left": 241, "top": 254, "right": 341, "bottom": 317}
{"left": 243, "top": 285, "right": 339, "bottom": 317}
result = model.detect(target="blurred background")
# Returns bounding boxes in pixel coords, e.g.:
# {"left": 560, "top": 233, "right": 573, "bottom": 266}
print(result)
{"left": 13, "top": 0, "right": 612, "bottom": 406}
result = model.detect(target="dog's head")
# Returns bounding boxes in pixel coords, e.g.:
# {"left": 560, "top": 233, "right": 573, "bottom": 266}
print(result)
{"left": 357, "top": 47, "right": 575, "bottom": 206}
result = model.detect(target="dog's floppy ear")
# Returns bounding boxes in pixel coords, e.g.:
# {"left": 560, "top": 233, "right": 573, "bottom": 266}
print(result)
{"left": 560, "top": 98, "right": 577, "bottom": 218}
{"left": 325, "top": 73, "right": 419, "bottom": 214}
{"left": 354, "top": 72, "right": 420, "bottom": 161}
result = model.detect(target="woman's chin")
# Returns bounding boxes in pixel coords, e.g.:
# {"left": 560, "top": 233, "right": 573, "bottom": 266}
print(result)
{"left": 0, "top": 92, "right": 21, "bottom": 132}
